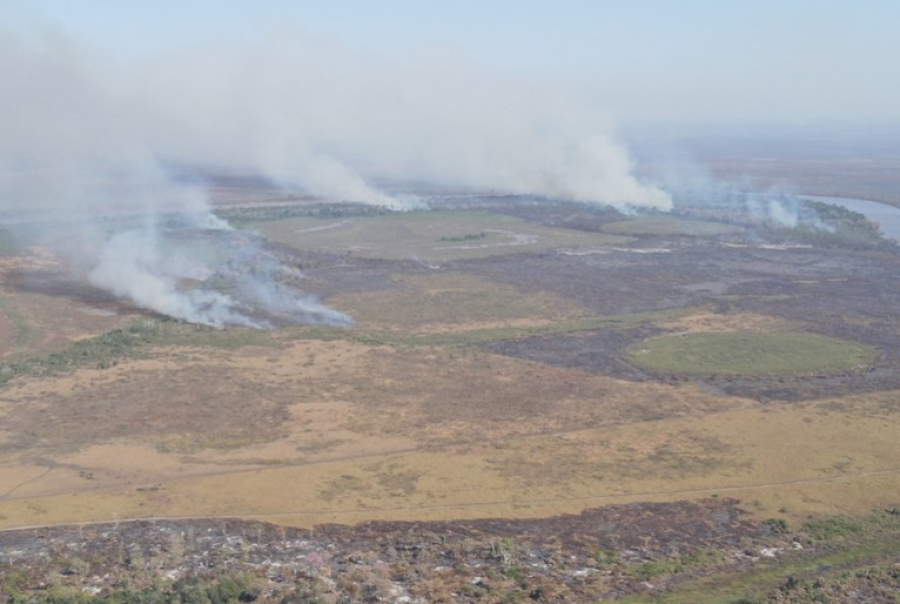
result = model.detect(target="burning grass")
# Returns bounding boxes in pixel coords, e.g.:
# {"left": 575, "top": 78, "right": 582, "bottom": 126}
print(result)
{"left": 625, "top": 331, "right": 875, "bottom": 378}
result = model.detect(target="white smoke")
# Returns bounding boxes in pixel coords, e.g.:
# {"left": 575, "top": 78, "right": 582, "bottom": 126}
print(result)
{"left": 125, "top": 28, "right": 670, "bottom": 211}
{"left": 0, "top": 29, "right": 351, "bottom": 328}
{"left": 0, "top": 24, "right": 669, "bottom": 327}
{"left": 638, "top": 151, "right": 803, "bottom": 227}
{"left": 5, "top": 153, "right": 353, "bottom": 328}
{"left": 682, "top": 182, "right": 802, "bottom": 228}
{"left": 2, "top": 24, "right": 670, "bottom": 213}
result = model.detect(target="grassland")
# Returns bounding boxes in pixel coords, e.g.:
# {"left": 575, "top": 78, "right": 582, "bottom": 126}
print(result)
{"left": 1, "top": 301, "right": 899, "bottom": 531}
{"left": 625, "top": 331, "right": 876, "bottom": 377}
{"left": 602, "top": 215, "right": 742, "bottom": 237}
{"left": 259, "top": 210, "right": 633, "bottom": 260}
{"left": 619, "top": 508, "right": 900, "bottom": 604}
{"left": 0, "top": 203, "right": 899, "bottom": 604}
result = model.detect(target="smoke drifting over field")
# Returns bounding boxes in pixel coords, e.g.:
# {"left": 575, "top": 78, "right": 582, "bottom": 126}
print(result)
{"left": 630, "top": 147, "right": 812, "bottom": 229}
{"left": 2, "top": 152, "right": 352, "bottom": 328}
{"left": 0, "top": 25, "right": 672, "bottom": 326}
{"left": 128, "top": 30, "right": 671, "bottom": 211}
{"left": 674, "top": 180, "right": 804, "bottom": 228}
{"left": 0, "top": 29, "right": 356, "bottom": 327}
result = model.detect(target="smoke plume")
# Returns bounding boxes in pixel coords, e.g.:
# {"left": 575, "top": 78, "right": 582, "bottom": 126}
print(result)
{"left": 123, "top": 28, "right": 671, "bottom": 211}
{"left": 0, "top": 24, "right": 669, "bottom": 327}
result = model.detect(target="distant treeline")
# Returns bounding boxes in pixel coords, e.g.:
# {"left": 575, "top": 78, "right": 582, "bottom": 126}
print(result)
{"left": 438, "top": 231, "right": 488, "bottom": 243}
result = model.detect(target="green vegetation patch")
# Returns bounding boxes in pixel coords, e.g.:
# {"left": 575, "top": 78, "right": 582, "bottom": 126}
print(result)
{"left": 0, "top": 319, "right": 277, "bottom": 386}
{"left": 0, "top": 295, "right": 32, "bottom": 346}
{"left": 625, "top": 331, "right": 875, "bottom": 378}
{"left": 437, "top": 231, "right": 487, "bottom": 242}
{"left": 603, "top": 215, "right": 742, "bottom": 237}
{"left": 620, "top": 509, "right": 900, "bottom": 604}
{"left": 802, "top": 516, "right": 866, "bottom": 542}
{"left": 216, "top": 201, "right": 392, "bottom": 226}
{"left": 290, "top": 308, "right": 688, "bottom": 348}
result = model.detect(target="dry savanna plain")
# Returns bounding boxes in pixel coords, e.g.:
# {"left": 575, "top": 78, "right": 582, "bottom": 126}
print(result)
{"left": 2, "top": 157, "right": 900, "bottom": 601}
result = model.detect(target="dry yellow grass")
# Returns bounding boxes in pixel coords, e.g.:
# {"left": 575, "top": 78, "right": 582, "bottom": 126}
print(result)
{"left": 1, "top": 397, "right": 899, "bottom": 529}
{"left": 0, "top": 265, "right": 898, "bottom": 533}
{"left": 0, "top": 247, "right": 60, "bottom": 273}
{"left": 658, "top": 311, "right": 796, "bottom": 334}
{"left": 1, "top": 339, "right": 899, "bottom": 530}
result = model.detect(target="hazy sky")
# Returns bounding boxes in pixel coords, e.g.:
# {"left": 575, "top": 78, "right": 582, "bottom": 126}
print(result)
{"left": 3, "top": 1, "right": 895, "bottom": 323}
{"left": 8, "top": 0, "right": 900, "bottom": 122}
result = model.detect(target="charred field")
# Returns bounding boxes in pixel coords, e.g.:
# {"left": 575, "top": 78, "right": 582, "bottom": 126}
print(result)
{"left": 8, "top": 499, "right": 900, "bottom": 604}
{"left": 2, "top": 189, "right": 900, "bottom": 602}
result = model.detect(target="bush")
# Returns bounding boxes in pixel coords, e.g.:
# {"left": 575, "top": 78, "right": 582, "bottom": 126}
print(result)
{"left": 763, "top": 518, "right": 789, "bottom": 534}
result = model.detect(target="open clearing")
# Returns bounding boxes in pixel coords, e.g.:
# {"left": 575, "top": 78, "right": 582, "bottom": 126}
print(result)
{"left": 259, "top": 210, "right": 632, "bottom": 261}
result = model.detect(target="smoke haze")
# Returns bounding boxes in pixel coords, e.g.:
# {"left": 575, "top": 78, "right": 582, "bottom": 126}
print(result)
{"left": 0, "top": 24, "right": 670, "bottom": 326}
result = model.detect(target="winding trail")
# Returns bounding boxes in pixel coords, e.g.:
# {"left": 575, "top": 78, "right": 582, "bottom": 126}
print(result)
{"left": 0, "top": 466, "right": 55, "bottom": 500}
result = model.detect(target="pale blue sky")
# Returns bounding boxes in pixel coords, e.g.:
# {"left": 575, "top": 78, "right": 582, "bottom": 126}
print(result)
{"left": 6, "top": 0, "right": 900, "bottom": 121}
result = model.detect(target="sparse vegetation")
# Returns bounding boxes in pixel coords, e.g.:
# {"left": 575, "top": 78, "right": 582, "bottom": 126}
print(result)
{"left": 438, "top": 230, "right": 488, "bottom": 242}
{"left": 801, "top": 516, "right": 864, "bottom": 542}
{"left": 215, "top": 202, "right": 393, "bottom": 226}
{"left": 618, "top": 508, "right": 900, "bottom": 603}
{"left": 0, "top": 319, "right": 277, "bottom": 385}
{"left": 1, "top": 506, "right": 899, "bottom": 603}
{"left": 0, "top": 295, "right": 32, "bottom": 345}
{"left": 763, "top": 518, "right": 789, "bottom": 534}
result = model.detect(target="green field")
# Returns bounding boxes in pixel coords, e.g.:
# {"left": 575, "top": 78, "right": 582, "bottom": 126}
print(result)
{"left": 626, "top": 331, "right": 876, "bottom": 377}
{"left": 620, "top": 508, "right": 900, "bottom": 604}
{"left": 259, "top": 210, "right": 632, "bottom": 260}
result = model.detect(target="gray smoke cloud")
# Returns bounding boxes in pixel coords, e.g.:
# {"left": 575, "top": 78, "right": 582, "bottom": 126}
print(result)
{"left": 0, "top": 24, "right": 669, "bottom": 327}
